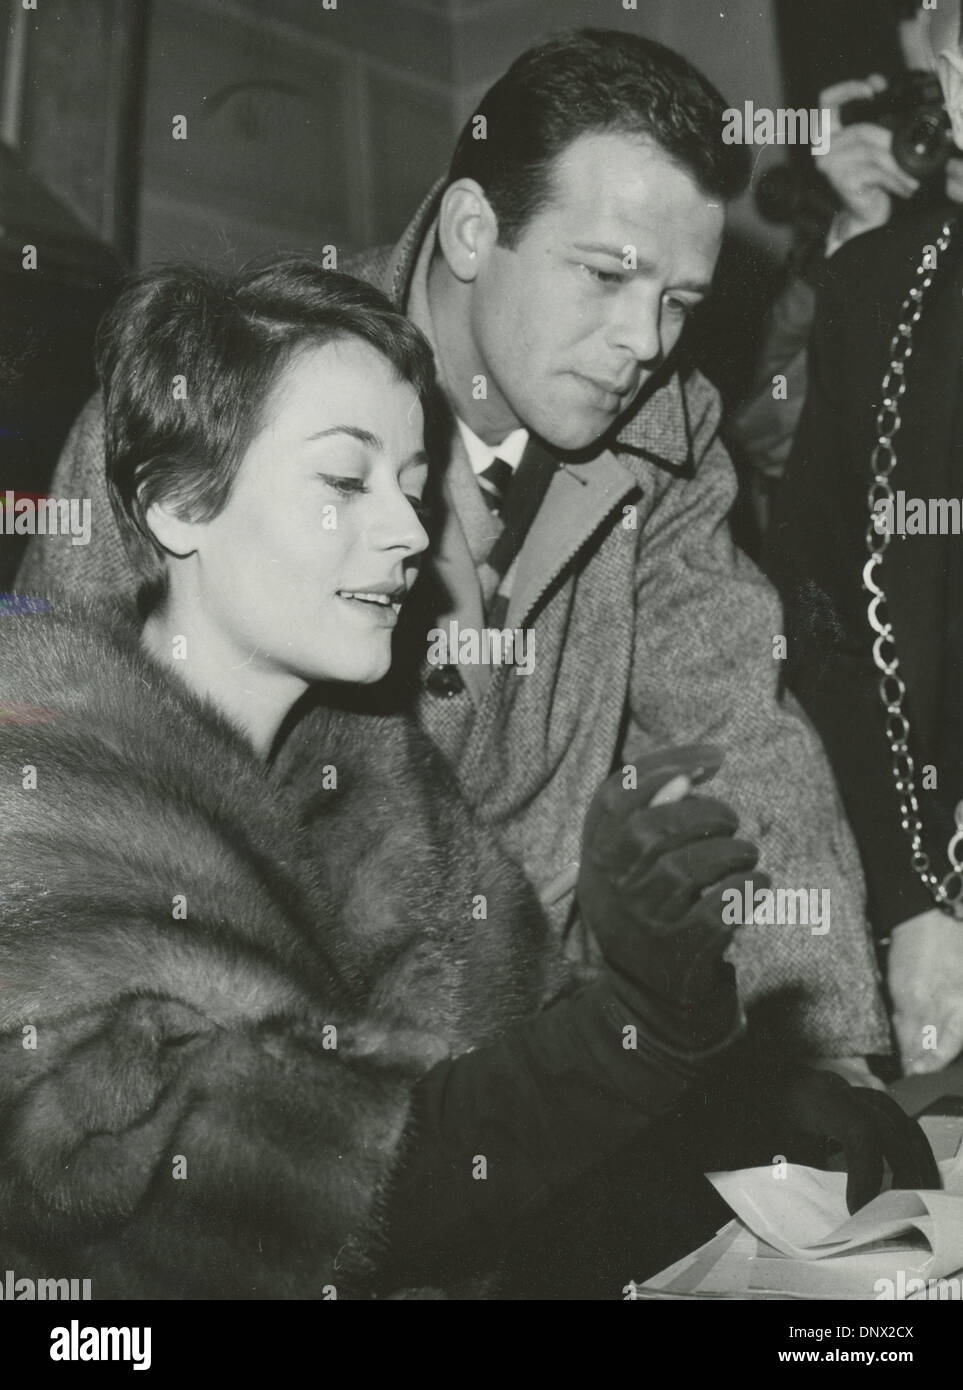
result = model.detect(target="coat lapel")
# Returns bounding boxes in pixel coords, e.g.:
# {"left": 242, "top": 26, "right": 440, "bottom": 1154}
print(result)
{"left": 385, "top": 177, "right": 446, "bottom": 307}
{"left": 431, "top": 433, "right": 496, "bottom": 707}
{"left": 507, "top": 370, "right": 697, "bottom": 628}
{"left": 505, "top": 453, "right": 637, "bottom": 629}
{"left": 396, "top": 189, "right": 497, "bottom": 706}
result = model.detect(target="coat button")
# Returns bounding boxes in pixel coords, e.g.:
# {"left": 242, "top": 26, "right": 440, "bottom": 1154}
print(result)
{"left": 424, "top": 664, "right": 464, "bottom": 697}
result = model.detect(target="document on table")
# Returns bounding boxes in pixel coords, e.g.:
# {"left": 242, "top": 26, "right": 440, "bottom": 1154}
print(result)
{"left": 632, "top": 1117, "right": 963, "bottom": 1300}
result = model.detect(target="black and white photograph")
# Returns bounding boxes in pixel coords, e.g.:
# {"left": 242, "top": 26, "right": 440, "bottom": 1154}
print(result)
{"left": 0, "top": 0, "right": 961, "bottom": 1349}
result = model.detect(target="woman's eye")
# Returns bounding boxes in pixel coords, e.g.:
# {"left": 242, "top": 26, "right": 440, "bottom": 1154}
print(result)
{"left": 318, "top": 474, "right": 368, "bottom": 498}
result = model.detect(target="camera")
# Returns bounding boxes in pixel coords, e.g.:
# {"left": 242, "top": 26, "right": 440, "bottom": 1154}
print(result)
{"left": 839, "top": 70, "right": 955, "bottom": 182}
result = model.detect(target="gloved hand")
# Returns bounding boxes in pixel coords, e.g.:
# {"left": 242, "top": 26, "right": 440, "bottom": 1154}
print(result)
{"left": 578, "top": 744, "right": 767, "bottom": 1056}
{"left": 774, "top": 1068, "right": 940, "bottom": 1213}
{"left": 695, "top": 1046, "right": 942, "bottom": 1216}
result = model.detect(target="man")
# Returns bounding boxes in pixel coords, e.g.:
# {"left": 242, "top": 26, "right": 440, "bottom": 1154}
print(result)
{"left": 18, "top": 30, "right": 888, "bottom": 1069}
{"left": 767, "top": 3, "right": 963, "bottom": 1075}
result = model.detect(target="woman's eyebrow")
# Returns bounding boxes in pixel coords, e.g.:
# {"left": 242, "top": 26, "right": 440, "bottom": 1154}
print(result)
{"left": 304, "top": 430, "right": 427, "bottom": 471}
{"left": 305, "top": 425, "right": 381, "bottom": 447}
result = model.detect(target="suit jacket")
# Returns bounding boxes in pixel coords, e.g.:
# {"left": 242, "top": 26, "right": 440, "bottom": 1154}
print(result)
{"left": 766, "top": 205, "right": 963, "bottom": 938}
{"left": 0, "top": 600, "right": 554, "bottom": 1298}
{"left": 15, "top": 184, "right": 890, "bottom": 1059}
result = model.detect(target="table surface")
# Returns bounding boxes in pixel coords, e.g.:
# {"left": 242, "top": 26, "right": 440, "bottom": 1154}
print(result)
{"left": 893, "top": 1057, "right": 963, "bottom": 1114}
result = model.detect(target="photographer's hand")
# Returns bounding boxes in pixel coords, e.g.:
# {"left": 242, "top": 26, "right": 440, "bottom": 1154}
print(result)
{"left": 819, "top": 76, "right": 921, "bottom": 256}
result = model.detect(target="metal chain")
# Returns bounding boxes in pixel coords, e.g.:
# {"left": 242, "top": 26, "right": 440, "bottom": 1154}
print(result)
{"left": 863, "top": 220, "right": 963, "bottom": 919}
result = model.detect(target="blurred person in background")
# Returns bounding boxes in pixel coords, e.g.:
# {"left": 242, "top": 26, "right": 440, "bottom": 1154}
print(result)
{"left": 766, "top": 0, "right": 963, "bottom": 1077}
{"left": 732, "top": 0, "right": 963, "bottom": 533}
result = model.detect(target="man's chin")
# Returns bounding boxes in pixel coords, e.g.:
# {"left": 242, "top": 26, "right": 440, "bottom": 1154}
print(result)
{"left": 540, "top": 408, "right": 626, "bottom": 455}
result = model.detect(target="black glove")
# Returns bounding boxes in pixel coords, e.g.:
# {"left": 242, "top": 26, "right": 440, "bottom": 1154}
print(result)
{"left": 378, "top": 747, "right": 766, "bottom": 1288}
{"left": 775, "top": 1069, "right": 941, "bottom": 1213}
{"left": 694, "top": 1046, "right": 942, "bottom": 1215}
{"left": 379, "top": 983, "right": 731, "bottom": 1291}
{"left": 578, "top": 744, "right": 767, "bottom": 1055}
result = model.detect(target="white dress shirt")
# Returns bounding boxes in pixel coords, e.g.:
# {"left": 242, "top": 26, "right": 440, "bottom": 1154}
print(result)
{"left": 455, "top": 417, "right": 529, "bottom": 480}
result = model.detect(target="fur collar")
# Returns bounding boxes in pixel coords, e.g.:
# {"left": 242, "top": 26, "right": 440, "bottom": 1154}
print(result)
{"left": 0, "top": 599, "right": 557, "bottom": 1297}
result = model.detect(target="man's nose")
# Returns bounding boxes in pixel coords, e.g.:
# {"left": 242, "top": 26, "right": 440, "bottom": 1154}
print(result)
{"left": 608, "top": 289, "right": 663, "bottom": 366}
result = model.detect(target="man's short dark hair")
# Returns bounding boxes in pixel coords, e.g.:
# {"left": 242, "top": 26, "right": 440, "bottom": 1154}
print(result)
{"left": 447, "top": 27, "right": 751, "bottom": 247}
{"left": 97, "top": 260, "right": 437, "bottom": 608}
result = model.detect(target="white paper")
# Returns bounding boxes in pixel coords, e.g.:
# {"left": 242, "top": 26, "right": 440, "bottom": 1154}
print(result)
{"left": 634, "top": 1120, "right": 963, "bottom": 1299}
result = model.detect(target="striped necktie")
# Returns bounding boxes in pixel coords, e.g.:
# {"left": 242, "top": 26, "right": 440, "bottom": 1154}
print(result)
{"left": 477, "top": 456, "right": 514, "bottom": 516}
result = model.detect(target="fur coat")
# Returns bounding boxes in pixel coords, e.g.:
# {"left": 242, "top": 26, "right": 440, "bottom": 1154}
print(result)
{"left": 0, "top": 598, "right": 557, "bottom": 1299}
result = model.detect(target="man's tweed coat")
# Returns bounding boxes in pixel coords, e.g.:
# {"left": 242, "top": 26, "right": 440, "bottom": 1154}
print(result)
{"left": 16, "top": 183, "right": 890, "bottom": 1058}
{"left": 0, "top": 601, "right": 555, "bottom": 1299}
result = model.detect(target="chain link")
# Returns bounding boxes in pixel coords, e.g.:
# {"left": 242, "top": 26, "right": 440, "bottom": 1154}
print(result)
{"left": 863, "top": 222, "right": 963, "bottom": 918}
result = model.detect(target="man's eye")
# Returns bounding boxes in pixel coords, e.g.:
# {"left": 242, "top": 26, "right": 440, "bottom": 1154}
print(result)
{"left": 317, "top": 474, "right": 368, "bottom": 497}
{"left": 665, "top": 297, "right": 697, "bottom": 319}
{"left": 581, "top": 265, "right": 624, "bottom": 286}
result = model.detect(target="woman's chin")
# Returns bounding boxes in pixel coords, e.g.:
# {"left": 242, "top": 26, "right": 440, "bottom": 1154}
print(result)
{"left": 271, "top": 622, "right": 395, "bottom": 688}
{"left": 303, "top": 648, "right": 392, "bottom": 687}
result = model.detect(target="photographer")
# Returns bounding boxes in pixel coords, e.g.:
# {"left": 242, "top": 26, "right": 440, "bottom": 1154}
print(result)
{"left": 766, "top": 0, "right": 963, "bottom": 1077}
{"left": 731, "top": 0, "right": 963, "bottom": 524}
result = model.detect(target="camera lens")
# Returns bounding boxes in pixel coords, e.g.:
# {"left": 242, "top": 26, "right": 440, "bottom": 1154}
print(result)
{"left": 892, "top": 111, "right": 954, "bottom": 179}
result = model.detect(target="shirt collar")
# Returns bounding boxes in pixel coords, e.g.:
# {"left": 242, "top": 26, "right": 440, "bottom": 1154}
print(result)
{"left": 454, "top": 417, "right": 529, "bottom": 477}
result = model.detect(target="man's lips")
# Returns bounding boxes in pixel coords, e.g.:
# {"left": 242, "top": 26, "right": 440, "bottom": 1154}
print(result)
{"left": 572, "top": 372, "right": 639, "bottom": 407}
{"left": 591, "top": 375, "right": 637, "bottom": 394}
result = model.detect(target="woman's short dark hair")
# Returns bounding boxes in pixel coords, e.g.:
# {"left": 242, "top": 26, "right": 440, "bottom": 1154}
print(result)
{"left": 448, "top": 28, "right": 751, "bottom": 248}
{"left": 97, "top": 260, "right": 437, "bottom": 608}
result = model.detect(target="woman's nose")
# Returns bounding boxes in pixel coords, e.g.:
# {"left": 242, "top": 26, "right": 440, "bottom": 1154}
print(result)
{"left": 375, "top": 490, "right": 430, "bottom": 557}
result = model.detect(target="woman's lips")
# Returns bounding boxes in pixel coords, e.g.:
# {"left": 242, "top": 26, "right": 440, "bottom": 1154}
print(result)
{"left": 336, "top": 590, "right": 402, "bottom": 626}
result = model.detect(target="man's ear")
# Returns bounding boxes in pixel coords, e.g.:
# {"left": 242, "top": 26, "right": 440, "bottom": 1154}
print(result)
{"left": 436, "top": 178, "right": 499, "bottom": 283}
{"left": 938, "top": 51, "right": 963, "bottom": 151}
{"left": 143, "top": 497, "right": 200, "bottom": 559}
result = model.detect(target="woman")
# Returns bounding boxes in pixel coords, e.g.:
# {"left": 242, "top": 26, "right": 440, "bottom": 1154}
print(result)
{"left": 0, "top": 262, "right": 916, "bottom": 1301}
